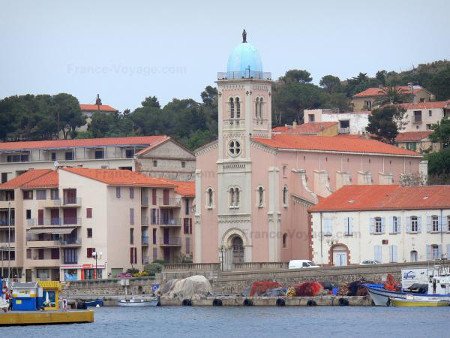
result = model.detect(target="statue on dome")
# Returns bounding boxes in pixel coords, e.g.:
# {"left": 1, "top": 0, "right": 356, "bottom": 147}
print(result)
{"left": 242, "top": 29, "right": 247, "bottom": 43}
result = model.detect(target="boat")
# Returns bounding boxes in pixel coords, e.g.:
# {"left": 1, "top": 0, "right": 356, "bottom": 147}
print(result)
{"left": 390, "top": 296, "right": 450, "bottom": 307}
{"left": 85, "top": 299, "right": 104, "bottom": 307}
{"left": 117, "top": 297, "right": 159, "bottom": 307}
{"left": 366, "top": 259, "right": 450, "bottom": 306}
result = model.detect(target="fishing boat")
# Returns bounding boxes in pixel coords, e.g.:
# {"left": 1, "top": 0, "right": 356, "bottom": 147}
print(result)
{"left": 117, "top": 297, "right": 159, "bottom": 307}
{"left": 390, "top": 295, "right": 450, "bottom": 307}
{"left": 366, "top": 260, "right": 450, "bottom": 306}
{"left": 85, "top": 299, "right": 104, "bottom": 307}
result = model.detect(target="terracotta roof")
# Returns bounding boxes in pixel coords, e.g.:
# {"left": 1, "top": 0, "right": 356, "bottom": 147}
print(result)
{"left": 162, "top": 179, "right": 195, "bottom": 197}
{"left": 0, "top": 169, "right": 54, "bottom": 190}
{"left": 400, "top": 101, "right": 449, "bottom": 110}
{"left": 0, "top": 136, "right": 169, "bottom": 151}
{"left": 253, "top": 134, "right": 420, "bottom": 157}
{"left": 309, "top": 185, "right": 450, "bottom": 212}
{"left": 273, "top": 122, "right": 338, "bottom": 135}
{"left": 80, "top": 104, "right": 117, "bottom": 112}
{"left": 22, "top": 171, "right": 58, "bottom": 189}
{"left": 396, "top": 131, "right": 433, "bottom": 142}
{"left": 353, "top": 86, "right": 424, "bottom": 98}
{"left": 62, "top": 168, "right": 175, "bottom": 188}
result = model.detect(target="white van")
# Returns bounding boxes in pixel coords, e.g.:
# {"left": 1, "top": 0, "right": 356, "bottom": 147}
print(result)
{"left": 288, "top": 260, "right": 320, "bottom": 269}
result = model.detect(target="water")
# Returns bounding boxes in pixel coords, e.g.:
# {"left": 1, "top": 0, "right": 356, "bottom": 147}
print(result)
{"left": 1, "top": 306, "right": 449, "bottom": 338}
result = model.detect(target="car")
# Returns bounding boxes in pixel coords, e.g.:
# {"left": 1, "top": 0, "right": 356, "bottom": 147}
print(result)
{"left": 359, "top": 260, "right": 381, "bottom": 265}
{"left": 288, "top": 260, "right": 320, "bottom": 269}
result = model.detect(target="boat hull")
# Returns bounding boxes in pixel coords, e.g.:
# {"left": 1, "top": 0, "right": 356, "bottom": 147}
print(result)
{"left": 391, "top": 298, "right": 450, "bottom": 307}
{"left": 117, "top": 298, "right": 159, "bottom": 307}
{"left": 366, "top": 284, "right": 450, "bottom": 306}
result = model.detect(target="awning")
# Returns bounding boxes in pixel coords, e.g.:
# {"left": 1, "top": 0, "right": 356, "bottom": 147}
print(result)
{"left": 27, "top": 227, "right": 75, "bottom": 235}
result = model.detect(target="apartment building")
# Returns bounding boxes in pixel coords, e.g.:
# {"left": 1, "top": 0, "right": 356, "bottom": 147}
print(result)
{"left": 309, "top": 185, "right": 450, "bottom": 266}
{"left": 399, "top": 101, "right": 449, "bottom": 132}
{"left": 0, "top": 135, "right": 195, "bottom": 183}
{"left": 0, "top": 167, "right": 194, "bottom": 281}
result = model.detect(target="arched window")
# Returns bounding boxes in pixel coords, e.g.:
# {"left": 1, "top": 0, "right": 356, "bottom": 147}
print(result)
{"left": 258, "top": 186, "right": 264, "bottom": 207}
{"left": 282, "top": 233, "right": 288, "bottom": 248}
{"left": 229, "top": 98, "right": 235, "bottom": 119}
{"left": 229, "top": 187, "right": 240, "bottom": 208}
{"left": 235, "top": 97, "right": 240, "bottom": 118}
{"left": 206, "top": 188, "right": 213, "bottom": 208}
{"left": 259, "top": 97, "right": 263, "bottom": 119}
{"left": 410, "top": 250, "right": 418, "bottom": 262}
{"left": 282, "top": 186, "right": 288, "bottom": 206}
{"left": 229, "top": 188, "right": 235, "bottom": 207}
{"left": 255, "top": 98, "right": 259, "bottom": 118}
{"left": 235, "top": 188, "right": 240, "bottom": 206}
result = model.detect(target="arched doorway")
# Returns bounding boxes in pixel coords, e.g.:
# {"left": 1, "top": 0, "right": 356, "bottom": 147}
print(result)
{"left": 410, "top": 250, "right": 418, "bottom": 262}
{"left": 232, "top": 236, "right": 244, "bottom": 264}
{"left": 330, "top": 244, "right": 349, "bottom": 266}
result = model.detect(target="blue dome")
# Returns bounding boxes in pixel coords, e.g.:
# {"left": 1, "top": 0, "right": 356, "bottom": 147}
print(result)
{"left": 226, "top": 42, "right": 263, "bottom": 78}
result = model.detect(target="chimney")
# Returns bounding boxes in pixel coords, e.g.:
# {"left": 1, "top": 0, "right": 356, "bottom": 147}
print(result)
{"left": 292, "top": 121, "right": 297, "bottom": 129}
{"left": 95, "top": 94, "right": 102, "bottom": 106}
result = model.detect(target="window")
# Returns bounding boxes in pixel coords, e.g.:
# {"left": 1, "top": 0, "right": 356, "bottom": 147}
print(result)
{"left": 406, "top": 142, "right": 417, "bottom": 151}
{"left": 375, "top": 217, "right": 382, "bottom": 233}
{"left": 229, "top": 98, "right": 235, "bottom": 118}
{"left": 428, "top": 244, "right": 441, "bottom": 260}
{"left": 26, "top": 209, "right": 31, "bottom": 219}
{"left": 229, "top": 187, "right": 240, "bottom": 208}
{"left": 87, "top": 248, "right": 95, "bottom": 258}
{"left": 364, "top": 100, "right": 372, "bottom": 110}
{"left": 258, "top": 187, "right": 264, "bottom": 207}
{"left": 152, "top": 229, "right": 157, "bottom": 245}
{"left": 130, "top": 208, "right": 135, "bottom": 225}
{"left": 51, "top": 152, "right": 57, "bottom": 161}
{"left": 414, "top": 110, "right": 422, "bottom": 123}
{"left": 282, "top": 233, "right": 287, "bottom": 248}
{"left": 323, "top": 219, "right": 332, "bottom": 236}
{"left": 94, "top": 149, "right": 104, "bottom": 159}
{"left": 153, "top": 247, "right": 158, "bottom": 261}
{"left": 130, "top": 247, "right": 137, "bottom": 264}
{"left": 228, "top": 140, "right": 241, "bottom": 157}
{"left": 23, "top": 190, "right": 33, "bottom": 200}
{"left": 130, "top": 228, "right": 134, "bottom": 245}
{"left": 181, "top": 161, "right": 186, "bottom": 168}
{"left": 282, "top": 165, "right": 287, "bottom": 177}
{"left": 428, "top": 110, "right": 432, "bottom": 117}
{"left": 129, "top": 188, "right": 134, "bottom": 199}
{"left": 50, "top": 189, "right": 59, "bottom": 200}
{"left": 184, "top": 218, "right": 192, "bottom": 234}
{"left": 64, "top": 249, "right": 78, "bottom": 264}
{"left": 207, "top": 188, "right": 213, "bottom": 208}
{"left": 282, "top": 186, "right": 288, "bottom": 206}
{"left": 51, "top": 248, "right": 60, "bottom": 260}
{"left": 410, "top": 250, "right": 418, "bottom": 262}
{"left": 87, "top": 228, "right": 92, "bottom": 238}
{"left": 371, "top": 217, "right": 384, "bottom": 234}
{"left": 186, "top": 237, "right": 191, "bottom": 255}
{"left": 430, "top": 215, "right": 440, "bottom": 232}
{"left": 86, "top": 208, "right": 92, "bottom": 218}
{"left": 152, "top": 189, "right": 157, "bottom": 205}
{"left": 447, "top": 216, "right": 450, "bottom": 232}
{"left": 410, "top": 216, "right": 419, "bottom": 233}
{"left": 153, "top": 160, "right": 158, "bottom": 167}
{"left": 151, "top": 209, "right": 158, "bottom": 224}
{"left": 344, "top": 217, "right": 353, "bottom": 236}
{"left": 1, "top": 173, "right": 7, "bottom": 183}
{"left": 125, "top": 149, "right": 134, "bottom": 158}
{"left": 255, "top": 98, "right": 259, "bottom": 118}
{"left": 36, "top": 189, "right": 46, "bottom": 200}
{"left": 116, "top": 187, "right": 121, "bottom": 198}
{"left": 185, "top": 199, "right": 189, "bottom": 215}
{"left": 65, "top": 151, "right": 74, "bottom": 161}
{"left": 308, "top": 114, "right": 315, "bottom": 122}
{"left": 235, "top": 97, "right": 240, "bottom": 118}
{"left": 391, "top": 216, "right": 400, "bottom": 234}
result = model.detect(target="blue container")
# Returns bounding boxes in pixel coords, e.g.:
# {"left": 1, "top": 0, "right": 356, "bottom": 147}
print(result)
{"left": 12, "top": 297, "right": 37, "bottom": 311}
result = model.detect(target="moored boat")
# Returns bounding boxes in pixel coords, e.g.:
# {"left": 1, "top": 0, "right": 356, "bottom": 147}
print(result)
{"left": 117, "top": 297, "right": 159, "bottom": 307}
{"left": 390, "top": 297, "right": 450, "bottom": 307}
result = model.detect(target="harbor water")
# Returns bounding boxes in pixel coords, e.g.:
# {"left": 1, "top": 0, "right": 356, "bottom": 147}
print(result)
{"left": 0, "top": 306, "right": 449, "bottom": 337}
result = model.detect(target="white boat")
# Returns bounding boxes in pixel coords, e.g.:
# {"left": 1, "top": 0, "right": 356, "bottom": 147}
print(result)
{"left": 366, "top": 260, "right": 450, "bottom": 306}
{"left": 117, "top": 297, "right": 159, "bottom": 307}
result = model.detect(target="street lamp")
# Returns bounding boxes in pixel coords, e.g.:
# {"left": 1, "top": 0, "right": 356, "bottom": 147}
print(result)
{"left": 92, "top": 250, "right": 102, "bottom": 280}
{"left": 218, "top": 245, "right": 227, "bottom": 271}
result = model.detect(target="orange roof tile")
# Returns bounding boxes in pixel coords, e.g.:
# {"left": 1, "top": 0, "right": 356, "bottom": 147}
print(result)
{"left": 396, "top": 131, "right": 433, "bottom": 142}
{"left": 273, "top": 122, "right": 338, "bottom": 135}
{"left": 162, "top": 179, "right": 195, "bottom": 197}
{"left": 353, "top": 86, "right": 424, "bottom": 98}
{"left": 0, "top": 136, "right": 169, "bottom": 151}
{"left": 253, "top": 134, "right": 421, "bottom": 157}
{"left": 0, "top": 169, "right": 54, "bottom": 190}
{"left": 62, "top": 168, "right": 175, "bottom": 188}
{"left": 309, "top": 185, "right": 450, "bottom": 212}
{"left": 80, "top": 104, "right": 117, "bottom": 112}
{"left": 22, "top": 171, "right": 58, "bottom": 189}
{"left": 400, "top": 101, "right": 449, "bottom": 110}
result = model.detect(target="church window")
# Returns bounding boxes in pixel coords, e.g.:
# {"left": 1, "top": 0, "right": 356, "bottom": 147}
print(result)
{"left": 259, "top": 98, "right": 263, "bottom": 119}
{"left": 282, "top": 233, "right": 287, "bottom": 248}
{"left": 282, "top": 186, "right": 288, "bottom": 206}
{"left": 236, "top": 97, "right": 241, "bottom": 118}
{"left": 229, "top": 140, "right": 241, "bottom": 157}
{"left": 206, "top": 188, "right": 213, "bottom": 208}
{"left": 229, "top": 98, "right": 235, "bottom": 118}
{"left": 255, "top": 98, "right": 259, "bottom": 118}
{"left": 229, "top": 187, "right": 240, "bottom": 208}
{"left": 258, "top": 186, "right": 264, "bottom": 207}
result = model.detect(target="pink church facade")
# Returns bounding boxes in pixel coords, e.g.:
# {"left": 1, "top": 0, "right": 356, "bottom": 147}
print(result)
{"left": 194, "top": 35, "right": 425, "bottom": 268}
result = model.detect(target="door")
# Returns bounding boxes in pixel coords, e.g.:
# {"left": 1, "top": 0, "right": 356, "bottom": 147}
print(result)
{"left": 333, "top": 251, "right": 348, "bottom": 266}
{"left": 63, "top": 208, "right": 76, "bottom": 225}
{"left": 163, "top": 228, "right": 169, "bottom": 245}
{"left": 38, "top": 209, "right": 44, "bottom": 226}
{"left": 163, "top": 189, "right": 169, "bottom": 205}
{"left": 232, "top": 236, "right": 244, "bottom": 264}
{"left": 50, "top": 209, "right": 59, "bottom": 225}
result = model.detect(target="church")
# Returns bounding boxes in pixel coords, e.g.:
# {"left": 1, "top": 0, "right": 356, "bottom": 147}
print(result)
{"left": 194, "top": 32, "right": 426, "bottom": 269}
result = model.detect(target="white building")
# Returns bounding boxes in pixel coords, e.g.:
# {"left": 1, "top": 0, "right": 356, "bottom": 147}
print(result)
{"left": 304, "top": 109, "right": 370, "bottom": 135}
{"left": 309, "top": 185, "right": 450, "bottom": 266}
{"left": 399, "top": 101, "right": 449, "bottom": 132}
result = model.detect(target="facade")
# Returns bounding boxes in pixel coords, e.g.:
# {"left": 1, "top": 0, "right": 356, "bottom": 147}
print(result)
{"left": 352, "top": 86, "right": 434, "bottom": 112}
{"left": 309, "top": 185, "right": 450, "bottom": 266}
{"left": 395, "top": 131, "right": 439, "bottom": 153}
{"left": 304, "top": 109, "right": 370, "bottom": 135}
{"left": 0, "top": 135, "right": 195, "bottom": 183}
{"left": 195, "top": 35, "right": 426, "bottom": 269}
{"left": 399, "top": 101, "right": 449, "bottom": 132}
{"left": 0, "top": 168, "right": 194, "bottom": 281}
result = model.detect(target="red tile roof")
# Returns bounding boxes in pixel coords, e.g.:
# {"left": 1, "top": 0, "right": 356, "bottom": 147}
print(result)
{"left": 0, "top": 136, "right": 169, "bottom": 151}
{"left": 80, "top": 104, "right": 117, "bottom": 112}
{"left": 62, "top": 168, "right": 175, "bottom": 188}
{"left": 0, "top": 169, "right": 54, "bottom": 189}
{"left": 396, "top": 131, "right": 433, "bottom": 142}
{"left": 162, "top": 179, "right": 195, "bottom": 197}
{"left": 309, "top": 185, "right": 450, "bottom": 212}
{"left": 22, "top": 171, "right": 58, "bottom": 189}
{"left": 273, "top": 122, "right": 338, "bottom": 135}
{"left": 353, "top": 86, "right": 424, "bottom": 98}
{"left": 400, "top": 101, "right": 449, "bottom": 110}
{"left": 253, "top": 134, "right": 421, "bottom": 157}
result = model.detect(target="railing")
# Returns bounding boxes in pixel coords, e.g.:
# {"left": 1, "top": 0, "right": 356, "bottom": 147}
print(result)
{"left": 232, "top": 262, "right": 289, "bottom": 271}
{"left": 27, "top": 218, "right": 81, "bottom": 227}
{"left": 223, "top": 118, "right": 245, "bottom": 128}
{"left": 339, "top": 127, "right": 350, "bottom": 134}
{"left": 253, "top": 118, "right": 268, "bottom": 126}
{"left": 62, "top": 197, "right": 82, "bottom": 206}
{"left": 158, "top": 198, "right": 181, "bottom": 207}
{"left": 141, "top": 217, "right": 149, "bottom": 226}
{"left": 0, "top": 220, "right": 15, "bottom": 226}
{"left": 26, "top": 240, "right": 60, "bottom": 248}
{"left": 142, "top": 236, "right": 149, "bottom": 245}
{"left": 159, "top": 237, "right": 182, "bottom": 246}
{"left": 163, "top": 263, "right": 221, "bottom": 271}
{"left": 59, "top": 238, "right": 82, "bottom": 246}
{"left": 159, "top": 218, "right": 181, "bottom": 226}
{"left": 217, "top": 71, "right": 272, "bottom": 80}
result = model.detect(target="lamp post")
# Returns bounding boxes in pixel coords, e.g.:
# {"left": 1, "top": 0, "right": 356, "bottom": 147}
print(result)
{"left": 92, "top": 250, "right": 102, "bottom": 280}
{"left": 218, "top": 245, "right": 227, "bottom": 271}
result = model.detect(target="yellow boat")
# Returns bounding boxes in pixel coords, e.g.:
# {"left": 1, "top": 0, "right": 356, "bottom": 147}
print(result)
{"left": 390, "top": 298, "right": 450, "bottom": 307}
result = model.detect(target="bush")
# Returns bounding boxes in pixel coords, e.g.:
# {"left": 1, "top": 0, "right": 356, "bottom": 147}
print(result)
{"left": 144, "top": 262, "right": 164, "bottom": 276}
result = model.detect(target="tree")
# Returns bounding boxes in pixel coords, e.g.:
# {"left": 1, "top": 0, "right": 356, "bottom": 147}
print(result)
{"left": 366, "top": 105, "right": 405, "bottom": 144}
{"left": 280, "top": 69, "right": 312, "bottom": 84}
{"left": 374, "top": 86, "right": 413, "bottom": 107}
{"left": 426, "top": 148, "right": 450, "bottom": 184}
{"left": 375, "top": 70, "right": 387, "bottom": 86}
{"left": 53, "top": 93, "right": 85, "bottom": 139}
{"left": 319, "top": 75, "right": 342, "bottom": 93}
{"left": 141, "top": 96, "right": 160, "bottom": 109}
{"left": 429, "top": 119, "right": 450, "bottom": 149}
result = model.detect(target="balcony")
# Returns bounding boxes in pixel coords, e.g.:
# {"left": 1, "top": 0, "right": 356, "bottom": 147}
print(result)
{"left": 0, "top": 200, "right": 15, "bottom": 209}
{"left": 61, "top": 197, "right": 82, "bottom": 207}
{"left": 142, "top": 236, "right": 149, "bottom": 246}
{"left": 141, "top": 196, "right": 149, "bottom": 207}
{"left": 27, "top": 218, "right": 82, "bottom": 227}
{"left": 141, "top": 217, "right": 149, "bottom": 226}
{"left": 158, "top": 198, "right": 181, "bottom": 208}
{"left": 59, "top": 238, "right": 82, "bottom": 247}
{"left": 159, "top": 218, "right": 182, "bottom": 227}
{"left": 26, "top": 240, "right": 60, "bottom": 248}
{"left": 159, "top": 237, "right": 182, "bottom": 246}
{"left": 28, "top": 257, "right": 61, "bottom": 267}
{"left": 217, "top": 71, "right": 272, "bottom": 80}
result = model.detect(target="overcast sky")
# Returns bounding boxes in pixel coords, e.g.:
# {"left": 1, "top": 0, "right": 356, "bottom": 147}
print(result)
{"left": 1, "top": 0, "right": 449, "bottom": 111}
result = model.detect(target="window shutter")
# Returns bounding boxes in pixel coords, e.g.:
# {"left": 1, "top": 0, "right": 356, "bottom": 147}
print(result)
{"left": 438, "top": 216, "right": 442, "bottom": 232}
{"left": 426, "top": 245, "right": 431, "bottom": 261}
{"left": 391, "top": 245, "right": 398, "bottom": 263}
{"left": 406, "top": 216, "right": 411, "bottom": 233}
{"left": 438, "top": 245, "right": 442, "bottom": 259}
{"left": 370, "top": 218, "right": 375, "bottom": 234}
{"left": 374, "top": 245, "right": 382, "bottom": 262}
{"left": 381, "top": 217, "right": 386, "bottom": 234}
{"left": 323, "top": 219, "right": 332, "bottom": 235}
{"left": 447, "top": 244, "right": 450, "bottom": 258}
{"left": 417, "top": 216, "right": 422, "bottom": 233}
{"left": 348, "top": 217, "right": 353, "bottom": 235}
{"left": 444, "top": 216, "right": 449, "bottom": 232}
{"left": 427, "top": 216, "right": 431, "bottom": 233}
{"left": 397, "top": 217, "right": 401, "bottom": 233}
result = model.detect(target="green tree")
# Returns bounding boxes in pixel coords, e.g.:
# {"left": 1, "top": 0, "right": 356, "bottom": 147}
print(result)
{"left": 53, "top": 93, "right": 85, "bottom": 139}
{"left": 426, "top": 148, "right": 450, "bottom": 184}
{"left": 366, "top": 105, "right": 405, "bottom": 144}
{"left": 374, "top": 86, "right": 413, "bottom": 107}
{"left": 319, "top": 75, "right": 342, "bottom": 93}
{"left": 429, "top": 119, "right": 450, "bottom": 149}
{"left": 280, "top": 69, "right": 313, "bottom": 84}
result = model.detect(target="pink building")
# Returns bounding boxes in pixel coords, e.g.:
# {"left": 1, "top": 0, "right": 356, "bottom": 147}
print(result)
{"left": 194, "top": 34, "right": 426, "bottom": 269}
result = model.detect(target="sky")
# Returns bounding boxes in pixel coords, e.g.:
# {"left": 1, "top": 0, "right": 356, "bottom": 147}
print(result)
{"left": 1, "top": 0, "right": 449, "bottom": 112}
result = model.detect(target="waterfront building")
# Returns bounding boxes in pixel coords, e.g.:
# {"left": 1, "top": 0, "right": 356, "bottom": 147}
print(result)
{"left": 0, "top": 168, "right": 194, "bottom": 281}
{"left": 194, "top": 33, "right": 426, "bottom": 268}
{"left": 309, "top": 185, "right": 450, "bottom": 266}
{"left": 0, "top": 135, "right": 195, "bottom": 183}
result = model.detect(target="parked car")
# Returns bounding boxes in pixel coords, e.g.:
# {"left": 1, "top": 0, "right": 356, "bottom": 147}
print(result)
{"left": 359, "top": 260, "right": 381, "bottom": 265}
{"left": 288, "top": 260, "right": 320, "bottom": 269}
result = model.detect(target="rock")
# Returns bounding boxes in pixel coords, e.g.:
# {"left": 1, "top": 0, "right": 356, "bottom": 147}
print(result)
{"left": 162, "top": 275, "right": 212, "bottom": 300}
